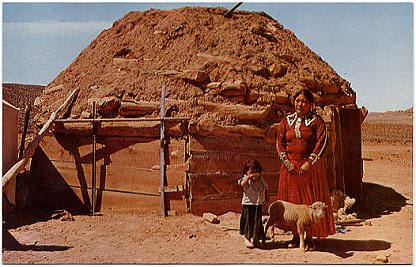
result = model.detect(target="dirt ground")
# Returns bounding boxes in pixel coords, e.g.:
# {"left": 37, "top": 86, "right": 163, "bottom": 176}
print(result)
{"left": 2, "top": 110, "right": 413, "bottom": 264}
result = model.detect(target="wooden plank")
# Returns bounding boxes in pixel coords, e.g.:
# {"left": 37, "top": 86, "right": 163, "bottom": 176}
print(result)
{"left": 189, "top": 172, "right": 278, "bottom": 198}
{"left": 340, "top": 107, "right": 362, "bottom": 199}
{"left": 322, "top": 106, "right": 338, "bottom": 190}
{"left": 189, "top": 135, "right": 279, "bottom": 173}
{"left": 190, "top": 135, "right": 276, "bottom": 153}
{"left": 189, "top": 154, "right": 279, "bottom": 174}
{"left": 189, "top": 173, "right": 241, "bottom": 197}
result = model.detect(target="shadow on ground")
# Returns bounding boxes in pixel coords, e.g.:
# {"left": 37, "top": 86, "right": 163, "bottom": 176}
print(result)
{"left": 2, "top": 207, "right": 47, "bottom": 230}
{"left": 258, "top": 238, "right": 391, "bottom": 258}
{"left": 353, "top": 182, "right": 409, "bottom": 219}
{"left": 2, "top": 230, "right": 72, "bottom": 252}
{"left": 313, "top": 238, "right": 391, "bottom": 258}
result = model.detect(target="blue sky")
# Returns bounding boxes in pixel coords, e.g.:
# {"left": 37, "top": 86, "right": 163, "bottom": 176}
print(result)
{"left": 2, "top": 2, "right": 413, "bottom": 112}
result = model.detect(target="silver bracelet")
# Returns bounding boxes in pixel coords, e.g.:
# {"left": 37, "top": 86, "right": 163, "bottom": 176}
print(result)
{"left": 283, "top": 160, "right": 291, "bottom": 169}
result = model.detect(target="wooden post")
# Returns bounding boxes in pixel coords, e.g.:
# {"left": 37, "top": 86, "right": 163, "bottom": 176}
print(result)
{"left": 91, "top": 101, "right": 97, "bottom": 214}
{"left": 160, "top": 85, "right": 167, "bottom": 217}
{"left": 19, "top": 105, "right": 31, "bottom": 158}
{"left": 2, "top": 88, "right": 79, "bottom": 189}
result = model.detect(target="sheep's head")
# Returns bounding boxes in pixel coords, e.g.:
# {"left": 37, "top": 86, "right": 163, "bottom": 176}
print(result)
{"left": 330, "top": 189, "right": 345, "bottom": 210}
{"left": 344, "top": 196, "right": 356, "bottom": 211}
{"left": 310, "top": 201, "right": 327, "bottom": 223}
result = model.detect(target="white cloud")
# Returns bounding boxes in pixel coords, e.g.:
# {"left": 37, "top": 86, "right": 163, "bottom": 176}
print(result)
{"left": 4, "top": 20, "right": 112, "bottom": 36}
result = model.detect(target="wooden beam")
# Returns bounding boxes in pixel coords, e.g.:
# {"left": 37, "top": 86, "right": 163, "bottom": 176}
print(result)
{"left": 19, "top": 105, "right": 31, "bottom": 157}
{"left": 55, "top": 117, "right": 190, "bottom": 123}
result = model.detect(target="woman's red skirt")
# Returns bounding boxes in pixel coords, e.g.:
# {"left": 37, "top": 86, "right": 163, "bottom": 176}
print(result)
{"left": 277, "top": 159, "right": 336, "bottom": 238}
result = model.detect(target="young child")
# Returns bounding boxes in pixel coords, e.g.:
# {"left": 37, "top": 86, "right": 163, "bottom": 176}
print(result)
{"left": 238, "top": 159, "right": 268, "bottom": 248}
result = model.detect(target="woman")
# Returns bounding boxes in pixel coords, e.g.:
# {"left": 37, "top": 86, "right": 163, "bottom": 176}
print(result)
{"left": 276, "top": 89, "right": 335, "bottom": 249}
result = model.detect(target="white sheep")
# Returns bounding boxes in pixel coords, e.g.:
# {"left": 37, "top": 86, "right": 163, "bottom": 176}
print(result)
{"left": 264, "top": 200, "right": 327, "bottom": 252}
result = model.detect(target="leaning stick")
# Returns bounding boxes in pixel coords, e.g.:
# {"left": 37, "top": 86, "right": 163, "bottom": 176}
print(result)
{"left": 2, "top": 87, "right": 80, "bottom": 189}
{"left": 224, "top": 2, "right": 243, "bottom": 18}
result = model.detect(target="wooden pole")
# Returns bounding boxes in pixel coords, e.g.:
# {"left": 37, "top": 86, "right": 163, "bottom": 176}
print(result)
{"left": 224, "top": 2, "right": 243, "bottom": 18}
{"left": 91, "top": 101, "right": 97, "bottom": 214}
{"left": 160, "top": 85, "right": 167, "bottom": 217}
{"left": 19, "top": 105, "right": 31, "bottom": 158}
{"left": 2, "top": 87, "right": 80, "bottom": 189}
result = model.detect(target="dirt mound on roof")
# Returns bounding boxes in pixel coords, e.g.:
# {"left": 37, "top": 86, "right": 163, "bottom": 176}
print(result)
{"left": 35, "top": 6, "right": 355, "bottom": 129}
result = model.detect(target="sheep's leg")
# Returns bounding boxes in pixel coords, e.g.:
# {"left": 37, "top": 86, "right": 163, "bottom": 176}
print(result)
{"left": 265, "top": 225, "right": 274, "bottom": 241}
{"left": 288, "top": 225, "right": 300, "bottom": 248}
{"left": 305, "top": 227, "right": 315, "bottom": 251}
{"left": 264, "top": 216, "right": 275, "bottom": 240}
{"left": 297, "top": 224, "right": 306, "bottom": 252}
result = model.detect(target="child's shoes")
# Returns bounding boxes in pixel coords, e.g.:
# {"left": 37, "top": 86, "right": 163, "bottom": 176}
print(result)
{"left": 244, "top": 238, "right": 254, "bottom": 248}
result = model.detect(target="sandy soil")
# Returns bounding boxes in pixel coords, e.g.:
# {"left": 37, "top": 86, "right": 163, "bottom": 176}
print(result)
{"left": 2, "top": 111, "right": 413, "bottom": 264}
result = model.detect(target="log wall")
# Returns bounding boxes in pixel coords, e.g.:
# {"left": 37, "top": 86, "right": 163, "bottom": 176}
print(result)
{"left": 27, "top": 134, "right": 188, "bottom": 214}
{"left": 24, "top": 106, "right": 362, "bottom": 215}
{"left": 188, "top": 135, "right": 280, "bottom": 216}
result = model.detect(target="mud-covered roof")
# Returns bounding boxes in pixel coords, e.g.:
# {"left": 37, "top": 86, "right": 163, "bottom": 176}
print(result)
{"left": 35, "top": 6, "right": 355, "bottom": 129}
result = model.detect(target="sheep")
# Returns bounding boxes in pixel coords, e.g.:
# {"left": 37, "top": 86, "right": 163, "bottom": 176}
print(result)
{"left": 330, "top": 189, "right": 356, "bottom": 212}
{"left": 264, "top": 200, "right": 327, "bottom": 252}
{"left": 330, "top": 189, "right": 358, "bottom": 224}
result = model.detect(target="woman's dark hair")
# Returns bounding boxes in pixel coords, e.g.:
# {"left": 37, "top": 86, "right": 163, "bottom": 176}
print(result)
{"left": 294, "top": 89, "right": 315, "bottom": 103}
{"left": 243, "top": 159, "right": 263, "bottom": 175}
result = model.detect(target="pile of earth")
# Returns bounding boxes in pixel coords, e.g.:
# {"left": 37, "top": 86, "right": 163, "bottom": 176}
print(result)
{"left": 34, "top": 6, "right": 355, "bottom": 131}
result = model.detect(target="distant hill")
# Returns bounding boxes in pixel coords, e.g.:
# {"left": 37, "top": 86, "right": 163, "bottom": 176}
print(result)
{"left": 365, "top": 107, "right": 413, "bottom": 125}
{"left": 2, "top": 83, "right": 45, "bottom": 132}
{"left": 362, "top": 107, "right": 413, "bottom": 144}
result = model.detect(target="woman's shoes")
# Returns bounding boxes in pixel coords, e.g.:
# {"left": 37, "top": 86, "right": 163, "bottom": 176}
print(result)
{"left": 288, "top": 235, "right": 300, "bottom": 248}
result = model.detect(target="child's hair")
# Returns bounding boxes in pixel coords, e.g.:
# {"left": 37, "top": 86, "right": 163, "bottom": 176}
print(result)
{"left": 242, "top": 159, "right": 263, "bottom": 175}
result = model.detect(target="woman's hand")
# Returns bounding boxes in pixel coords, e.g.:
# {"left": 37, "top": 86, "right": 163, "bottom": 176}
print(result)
{"left": 283, "top": 160, "right": 295, "bottom": 172}
{"left": 299, "top": 162, "right": 310, "bottom": 175}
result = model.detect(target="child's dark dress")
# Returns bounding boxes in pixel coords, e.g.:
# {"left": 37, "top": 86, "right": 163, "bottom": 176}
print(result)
{"left": 238, "top": 175, "right": 268, "bottom": 243}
